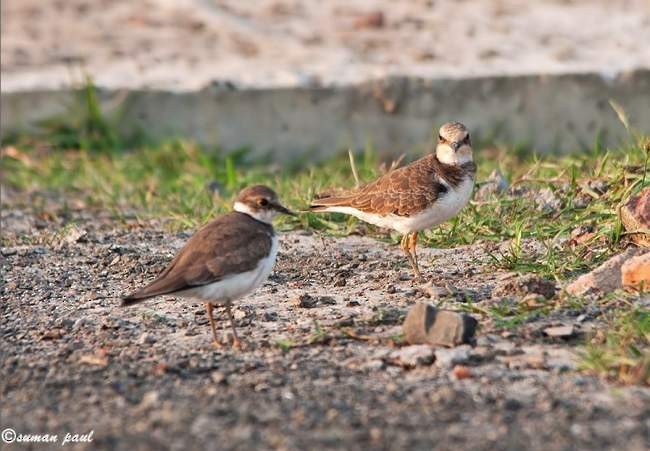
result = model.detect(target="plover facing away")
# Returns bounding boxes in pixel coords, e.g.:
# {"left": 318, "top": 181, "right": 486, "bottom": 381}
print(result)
{"left": 309, "top": 122, "right": 476, "bottom": 280}
{"left": 122, "top": 185, "right": 295, "bottom": 348}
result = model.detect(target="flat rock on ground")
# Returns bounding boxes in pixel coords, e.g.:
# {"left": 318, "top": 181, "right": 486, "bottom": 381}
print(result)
{"left": 2, "top": 204, "right": 650, "bottom": 451}
{"left": 621, "top": 252, "right": 650, "bottom": 291}
{"left": 566, "top": 247, "right": 646, "bottom": 296}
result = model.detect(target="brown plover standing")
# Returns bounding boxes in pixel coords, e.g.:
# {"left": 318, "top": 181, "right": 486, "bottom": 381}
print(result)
{"left": 309, "top": 122, "right": 476, "bottom": 280}
{"left": 122, "top": 185, "right": 295, "bottom": 348}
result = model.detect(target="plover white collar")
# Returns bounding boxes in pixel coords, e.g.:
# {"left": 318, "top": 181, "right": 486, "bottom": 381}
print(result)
{"left": 122, "top": 185, "right": 295, "bottom": 349}
{"left": 309, "top": 121, "right": 476, "bottom": 280}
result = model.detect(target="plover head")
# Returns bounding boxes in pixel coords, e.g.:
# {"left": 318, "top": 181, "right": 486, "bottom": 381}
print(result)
{"left": 435, "top": 121, "right": 473, "bottom": 165}
{"left": 233, "top": 185, "right": 295, "bottom": 224}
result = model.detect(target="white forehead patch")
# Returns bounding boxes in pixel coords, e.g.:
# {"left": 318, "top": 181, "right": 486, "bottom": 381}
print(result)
{"left": 234, "top": 201, "right": 277, "bottom": 224}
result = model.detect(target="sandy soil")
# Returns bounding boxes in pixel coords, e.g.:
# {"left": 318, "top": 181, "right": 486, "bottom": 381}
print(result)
{"left": 2, "top": 194, "right": 649, "bottom": 450}
{"left": 2, "top": 0, "right": 650, "bottom": 91}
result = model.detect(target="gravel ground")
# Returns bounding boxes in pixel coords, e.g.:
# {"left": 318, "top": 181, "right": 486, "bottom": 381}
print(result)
{"left": 2, "top": 0, "right": 650, "bottom": 91}
{"left": 2, "top": 194, "right": 650, "bottom": 450}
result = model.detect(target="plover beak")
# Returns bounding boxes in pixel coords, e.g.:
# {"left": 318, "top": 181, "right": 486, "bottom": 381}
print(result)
{"left": 451, "top": 141, "right": 461, "bottom": 151}
{"left": 271, "top": 202, "right": 297, "bottom": 216}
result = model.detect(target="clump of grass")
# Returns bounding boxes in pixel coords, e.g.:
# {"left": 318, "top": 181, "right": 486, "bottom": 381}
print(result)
{"left": 581, "top": 306, "right": 650, "bottom": 386}
{"left": 307, "top": 320, "right": 331, "bottom": 345}
{"left": 483, "top": 295, "right": 555, "bottom": 330}
{"left": 9, "top": 78, "right": 145, "bottom": 153}
{"left": 459, "top": 140, "right": 647, "bottom": 280}
{"left": 275, "top": 338, "right": 296, "bottom": 353}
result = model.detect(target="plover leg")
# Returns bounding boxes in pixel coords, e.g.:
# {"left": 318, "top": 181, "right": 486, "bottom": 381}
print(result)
{"left": 408, "top": 232, "right": 423, "bottom": 281}
{"left": 225, "top": 303, "right": 242, "bottom": 350}
{"left": 400, "top": 234, "right": 418, "bottom": 278}
{"left": 206, "top": 303, "right": 222, "bottom": 349}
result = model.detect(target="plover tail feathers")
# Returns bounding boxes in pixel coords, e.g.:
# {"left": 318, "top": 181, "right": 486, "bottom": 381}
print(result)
{"left": 309, "top": 194, "right": 356, "bottom": 211}
{"left": 121, "top": 270, "right": 185, "bottom": 306}
{"left": 121, "top": 289, "right": 156, "bottom": 306}
{"left": 121, "top": 294, "right": 147, "bottom": 307}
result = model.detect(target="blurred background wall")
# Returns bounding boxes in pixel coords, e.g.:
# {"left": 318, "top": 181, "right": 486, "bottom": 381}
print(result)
{"left": 2, "top": 0, "right": 649, "bottom": 157}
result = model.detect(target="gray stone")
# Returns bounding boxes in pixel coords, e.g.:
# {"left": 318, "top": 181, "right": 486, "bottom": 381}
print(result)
{"left": 73, "top": 317, "right": 95, "bottom": 330}
{"left": 493, "top": 341, "right": 522, "bottom": 356}
{"left": 361, "top": 359, "right": 386, "bottom": 371}
{"left": 543, "top": 325, "right": 575, "bottom": 338}
{"left": 573, "top": 194, "right": 592, "bottom": 209}
{"left": 210, "top": 371, "right": 227, "bottom": 384}
{"left": 390, "top": 345, "right": 434, "bottom": 368}
{"left": 492, "top": 274, "right": 557, "bottom": 299}
{"left": 434, "top": 345, "right": 472, "bottom": 368}
{"left": 292, "top": 293, "right": 336, "bottom": 308}
{"left": 61, "top": 226, "right": 88, "bottom": 245}
{"left": 514, "top": 345, "right": 578, "bottom": 371}
{"left": 475, "top": 334, "right": 500, "bottom": 346}
{"left": 138, "top": 333, "right": 157, "bottom": 345}
{"left": 475, "top": 168, "right": 509, "bottom": 201}
{"left": 531, "top": 188, "right": 562, "bottom": 213}
{"left": 420, "top": 283, "right": 449, "bottom": 300}
{"left": 292, "top": 293, "right": 317, "bottom": 308}
{"left": 402, "top": 303, "right": 477, "bottom": 347}
{"left": 135, "top": 391, "right": 160, "bottom": 413}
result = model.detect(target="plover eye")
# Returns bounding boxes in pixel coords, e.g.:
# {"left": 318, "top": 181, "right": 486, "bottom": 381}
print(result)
{"left": 259, "top": 198, "right": 269, "bottom": 207}
{"left": 438, "top": 134, "right": 445, "bottom": 143}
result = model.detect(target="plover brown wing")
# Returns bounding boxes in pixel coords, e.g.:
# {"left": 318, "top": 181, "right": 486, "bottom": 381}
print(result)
{"left": 310, "top": 122, "right": 476, "bottom": 280}
{"left": 122, "top": 185, "right": 294, "bottom": 348}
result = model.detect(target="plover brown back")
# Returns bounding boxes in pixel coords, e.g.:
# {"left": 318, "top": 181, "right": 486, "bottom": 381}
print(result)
{"left": 122, "top": 185, "right": 295, "bottom": 348}
{"left": 309, "top": 122, "right": 476, "bottom": 280}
